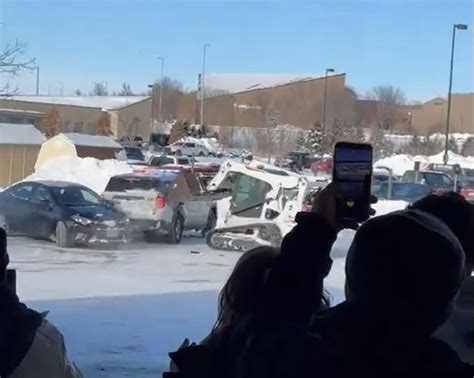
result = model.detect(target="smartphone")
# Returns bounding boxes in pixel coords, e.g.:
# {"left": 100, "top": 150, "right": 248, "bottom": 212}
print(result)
{"left": 333, "top": 142, "right": 373, "bottom": 224}
{"left": 6, "top": 269, "right": 16, "bottom": 294}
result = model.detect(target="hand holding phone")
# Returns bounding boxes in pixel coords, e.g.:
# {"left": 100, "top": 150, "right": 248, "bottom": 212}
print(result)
{"left": 332, "top": 142, "right": 373, "bottom": 226}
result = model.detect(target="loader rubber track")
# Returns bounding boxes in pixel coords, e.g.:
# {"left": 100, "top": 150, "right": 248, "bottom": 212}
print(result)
{"left": 206, "top": 223, "right": 283, "bottom": 252}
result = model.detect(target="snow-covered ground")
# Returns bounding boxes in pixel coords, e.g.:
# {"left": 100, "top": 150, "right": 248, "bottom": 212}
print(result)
{"left": 10, "top": 233, "right": 349, "bottom": 377}
{"left": 6, "top": 199, "right": 405, "bottom": 378}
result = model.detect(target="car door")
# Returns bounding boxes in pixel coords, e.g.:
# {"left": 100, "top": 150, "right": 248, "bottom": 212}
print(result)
{"left": 181, "top": 173, "right": 209, "bottom": 229}
{"left": 1, "top": 183, "right": 35, "bottom": 234}
{"left": 29, "top": 185, "right": 59, "bottom": 238}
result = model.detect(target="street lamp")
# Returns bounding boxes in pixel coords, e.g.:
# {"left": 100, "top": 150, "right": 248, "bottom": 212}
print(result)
{"left": 147, "top": 83, "right": 156, "bottom": 138}
{"left": 322, "top": 68, "right": 335, "bottom": 152}
{"left": 200, "top": 43, "right": 211, "bottom": 125}
{"left": 157, "top": 57, "right": 164, "bottom": 122}
{"left": 35, "top": 65, "right": 40, "bottom": 95}
{"left": 443, "top": 23, "right": 468, "bottom": 164}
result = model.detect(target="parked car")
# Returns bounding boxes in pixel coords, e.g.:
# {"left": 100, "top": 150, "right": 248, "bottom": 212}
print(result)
{"left": 458, "top": 169, "right": 474, "bottom": 202}
{"left": 311, "top": 157, "right": 333, "bottom": 174}
{"left": 102, "top": 170, "right": 216, "bottom": 243}
{"left": 401, "top": 170, "right": 456, "bottom": 194}
{"left": 124, "top": 146, "right": 145, "bottom": 163}
{"left": 0, "top": 181, "right": 129, "bottom": 247}
{"left": 372, "top": 182, "right": 430, "bottom": 203}
{"left": 148, "top": 155, "right": 192, "bottom": 167}
{"left": 287, "top": 151, "right": 313, "bottom": 170}
{"left": 169, "top": 141, "right": 209, "bottom": 156}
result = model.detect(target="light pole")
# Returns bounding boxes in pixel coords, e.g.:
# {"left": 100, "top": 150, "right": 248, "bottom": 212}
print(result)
{"left": 321, "top": 68, "right": 335, "bottom": 152}
{"left": 200, "top": 43, "right": 210, "bottom": 125}
{"left": 157, "top": 56, "right": 164, "bottom": 122}
{"left": 147, "top": 84, "right": 156, "bottom": 139}
{"left": 35, "top": 66, "right": 40, "bottom": 95}
{"left": 443, "top": 23, "right": 468, "bottom": 164}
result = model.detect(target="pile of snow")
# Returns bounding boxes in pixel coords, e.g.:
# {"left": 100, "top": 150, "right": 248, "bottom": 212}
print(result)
{"left": 373, "top": 200, "right": 408, "bottom": 215}
{"left": 375, "top": 151, "right": 474, "bottom": 177}
{"left": 26, "top": 156, "right": 133, "bottom": 194}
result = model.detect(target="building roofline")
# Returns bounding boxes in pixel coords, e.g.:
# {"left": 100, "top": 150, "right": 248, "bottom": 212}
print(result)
{"left": 204, "top": 73, "right": 347, "bottom": 99}
{"left": 0, "top": 96, "right": 151, "bottom": 111}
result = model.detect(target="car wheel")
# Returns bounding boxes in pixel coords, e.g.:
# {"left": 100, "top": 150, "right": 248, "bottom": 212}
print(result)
{"left": 175, "top": 150, "right": 182, "bottom": 156}
{"left": 198, "top": 151, "right": 204, "bottom": 157}
{"left": 202, "top": 208, "right": 217, "bottom": 236}
{"left": 168, "top": 213, "right": 184, "bottom": 244}
{"left": 55, "top": 221, "right": 72, "bottom": 248}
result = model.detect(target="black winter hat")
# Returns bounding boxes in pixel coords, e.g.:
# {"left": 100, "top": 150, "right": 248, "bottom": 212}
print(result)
{"left": 346, "top": 210, "right": 465, "bottom": 310}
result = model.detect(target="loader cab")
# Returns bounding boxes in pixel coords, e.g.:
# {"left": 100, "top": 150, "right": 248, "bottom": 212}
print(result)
{"left": 230, "top": 174, "right": 271, "bottom": 218}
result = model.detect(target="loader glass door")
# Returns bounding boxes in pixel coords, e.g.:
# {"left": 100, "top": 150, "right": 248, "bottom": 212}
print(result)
{"left": 231, "top": 175, "right": 271, "bottom": 218}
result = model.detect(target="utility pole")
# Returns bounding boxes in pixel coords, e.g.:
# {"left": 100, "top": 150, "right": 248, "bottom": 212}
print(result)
{"left": 35, "top": 66, "right": 40, "bottom": 95}
{"left": 443, "top": 23, "right": 468, "bottom": 164}
{"left": 157, "top": 57, "right": 164, "bottom": 122}
{"left": 148, "top": 84, "right": 156, "bottom": 140}
{"left": 200, "top": 43, "right": 210, "bottom": 125}
{"left": 321, "top": 68, "right": 335, "bottom": 152}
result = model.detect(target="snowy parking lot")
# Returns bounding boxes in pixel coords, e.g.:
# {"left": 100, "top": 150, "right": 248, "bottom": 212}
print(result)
{"left": 8, "top": 231, "right": 353, "bottom": 377}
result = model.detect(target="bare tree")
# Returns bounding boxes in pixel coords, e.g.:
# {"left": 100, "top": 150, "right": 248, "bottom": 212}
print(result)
{"left": 204, "top": 88, "right": 230, "bottom": 98}
{"left": 0, "top": 40, "right": 35, "bottom": 94}
{"left": 368, "top": 85, "right": 406, "bottom": 105}
{"left": 367, "top": 85, "right": 406, "bottom": 131}
{"left": 75, "top": 89, "right": 82, "bottom": 96}
{"left": 91, "top": 82, "right": 108, "bottom": 96}
{"left": 148, "top": 76, "right": 187, "bottom": 120}
{"left": 118, "top": 82, "right": 134, "bottom": 96}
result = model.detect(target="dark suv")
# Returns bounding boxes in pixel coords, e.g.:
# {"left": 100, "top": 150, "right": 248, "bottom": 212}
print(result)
{"left": 401, "top": 170, "right": 455, "bottom": 194}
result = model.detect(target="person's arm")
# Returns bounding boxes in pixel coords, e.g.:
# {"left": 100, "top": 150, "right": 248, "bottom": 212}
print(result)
{"left": 259, "top": 211, "right": 337, "bottom": 325}
{"left": 10, "top": 319, "right": 83, "bottom": 378}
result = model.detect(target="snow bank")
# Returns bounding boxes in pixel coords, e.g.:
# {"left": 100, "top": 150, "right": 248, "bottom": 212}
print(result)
{"left": 373, "top": 200, "right": 408, "bottom": 215}
{"left": 375, "top": 151, "right": 474, "bottom": 177}
{"left": 26, "top": 156, "right": 133, "bottom": 194}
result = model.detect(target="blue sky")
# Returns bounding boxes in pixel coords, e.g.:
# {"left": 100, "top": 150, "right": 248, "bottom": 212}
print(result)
{"left": 1, "top": 0, "right": 472, "bottom": 101}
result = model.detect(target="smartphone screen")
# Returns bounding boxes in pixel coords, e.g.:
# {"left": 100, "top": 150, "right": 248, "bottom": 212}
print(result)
{"left": 333, "top": 142, "right": 373, "bottom": 223}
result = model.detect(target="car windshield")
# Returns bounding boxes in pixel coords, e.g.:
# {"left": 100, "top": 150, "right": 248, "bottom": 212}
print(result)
{"left": 51, "top": 186, "right": 100, "bottom": 206}
{"left": 105, "top": 176, "right": 173, "bottom": 194}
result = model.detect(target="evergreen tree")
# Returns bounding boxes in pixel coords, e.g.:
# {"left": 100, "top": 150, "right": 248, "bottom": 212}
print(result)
{"left": 296, "top": 130, "right": 306, "bottom": 150}
{"left": 406, "top": 134, "right": 423, "bottom": 155}
{"left": 308, "top": 123, "right": 323, "bottom": 156}
{"left": 461, "top": 137, "right": 474, "bottom": 157}
{"left": 448, "top": 135, "right": 458, "bottom": 154}
{"left": 423, "top": 134, "right": 443, "bottom": 156}
{"left": 355, "top": 126, "right": 366, "bottom": 143}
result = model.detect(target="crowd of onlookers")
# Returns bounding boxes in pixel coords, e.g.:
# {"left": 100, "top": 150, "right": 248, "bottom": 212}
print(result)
{"left": 1, "top": 187, "right": 473, "bottom": 377}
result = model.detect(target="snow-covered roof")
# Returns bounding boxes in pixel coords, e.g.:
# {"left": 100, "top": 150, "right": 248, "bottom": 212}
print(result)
{"left": 0, "top": 108, "right": 44, "bottom": 115}
{"left": 58, "top": 133, "right": 123, "bottom": 149}
{"left": 205, "top": 73, "right": 337, "bottom": 94}
{"left": 0, "top": 123, "right": 46, "bottom": 145}
{"left": 3, "top": 96, "right": 150, "bottom": 110}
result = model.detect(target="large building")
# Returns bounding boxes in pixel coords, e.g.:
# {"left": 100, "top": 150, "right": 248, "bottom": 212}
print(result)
{"left": 0, "top": 96, "right": 152, "bottom": 139}
{"left": 177, "top": 73, "right": 473, "bottom": 135}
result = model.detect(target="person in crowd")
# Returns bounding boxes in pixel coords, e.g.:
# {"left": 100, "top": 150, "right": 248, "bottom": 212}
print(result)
{"left": 164, "top": 184, "right": 346, "bottom": 378}
{"left": 312, "top": 205, "right": 472, "bottom": 376}
{"left": 0, "top": 228, "right": 83, "bottom": 378}
{"left": 164, "top": 246, "right": 279, "bottom": 378}
{"left": 409, "top": 192, "right": 474, "bottom": 364}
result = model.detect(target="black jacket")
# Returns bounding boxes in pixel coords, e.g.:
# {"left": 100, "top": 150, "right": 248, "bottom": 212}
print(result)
{"left": 164, "top": 213, "right": 338, "bottom": 378}
{"left": 313, "top": 301, "right": 474, "bottom": 377}
{"left": 0, "top": 285, "right": 43, "bottom": 377}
